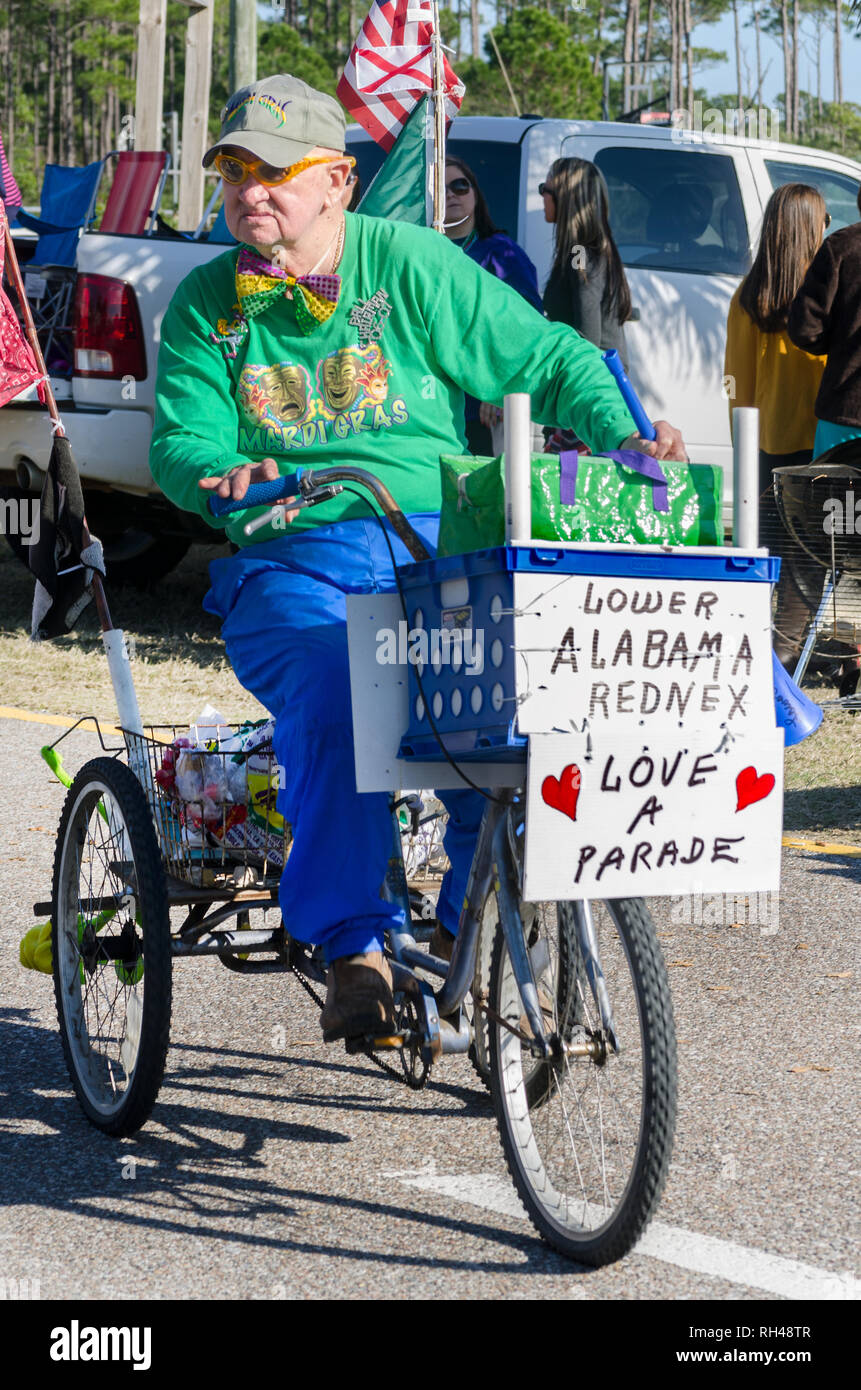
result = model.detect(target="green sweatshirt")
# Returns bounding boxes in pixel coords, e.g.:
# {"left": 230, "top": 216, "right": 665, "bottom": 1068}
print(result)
{"left": 150, "top": 210, "right": 636, "bottom": 544}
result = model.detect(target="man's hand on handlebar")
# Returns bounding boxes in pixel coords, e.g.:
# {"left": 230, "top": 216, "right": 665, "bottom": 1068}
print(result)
{"left": 479, "top": 401, "right": 503, "bottom": 429}
{"left": 619, "top": 420, "right": 689, "bottom": 463}
{"left": 198, "top": 457, "right": 300, "bottom": 523}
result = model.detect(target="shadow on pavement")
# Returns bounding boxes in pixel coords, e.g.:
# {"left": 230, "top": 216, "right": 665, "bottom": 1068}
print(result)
{"left": 1, "top": 1008, "right": 578, "bottom": 1278}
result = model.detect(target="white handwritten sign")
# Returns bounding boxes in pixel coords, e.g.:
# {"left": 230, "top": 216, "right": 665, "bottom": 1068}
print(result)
{"left": 524, "top": 730, "right": 783, "bottom": 900}
{"left": 513, "top": 573, "right": 774, "bottom": 735}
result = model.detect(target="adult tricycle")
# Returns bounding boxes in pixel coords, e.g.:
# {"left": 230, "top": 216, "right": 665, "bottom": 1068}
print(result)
{"left": 40, "top": 455, "right": 678, "bottom": 1269}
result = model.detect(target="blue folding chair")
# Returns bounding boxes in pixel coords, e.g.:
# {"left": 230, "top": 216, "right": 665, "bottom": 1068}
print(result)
{"left": 13, "top": 160, "right": 104, "bottom": 375}
{"left": 16, "top": 160, "right": 104, "bottom": 266}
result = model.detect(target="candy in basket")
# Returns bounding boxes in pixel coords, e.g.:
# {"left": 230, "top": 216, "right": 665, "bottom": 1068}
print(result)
{"left": 150, "top": 705, "right": 289, "bottom": 870}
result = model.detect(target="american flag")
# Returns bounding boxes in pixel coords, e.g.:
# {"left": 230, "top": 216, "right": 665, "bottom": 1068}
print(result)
{"left": 337, "top": 1, "right": 464, "bottom": 151}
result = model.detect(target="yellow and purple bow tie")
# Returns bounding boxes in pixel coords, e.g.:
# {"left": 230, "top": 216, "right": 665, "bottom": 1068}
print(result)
{"left": 209, "top": 246, "right": 341, "bottom": 357}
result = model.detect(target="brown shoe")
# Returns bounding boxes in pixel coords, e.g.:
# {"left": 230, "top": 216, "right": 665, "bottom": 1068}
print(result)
{"left": 429, "top": 922, "right": 456, "bottom": 963}
{"left": 320, "top": 952, "right": 395, "bottom": 1043}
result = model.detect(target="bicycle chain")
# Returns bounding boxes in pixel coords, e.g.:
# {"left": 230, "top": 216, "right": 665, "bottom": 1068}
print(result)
{"left": 288, "top": 959, "right": 426, "bottom": 1089}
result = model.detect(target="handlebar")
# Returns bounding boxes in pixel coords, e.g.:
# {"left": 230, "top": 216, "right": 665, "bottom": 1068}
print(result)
{"left": 208, "top": 469, "right": 306, "bottom": 517}
{"left": 602, "top": 349, "right": 657, "bottom": 443}
{"left": 206, "top": 464, "right": 433, "bottom": 563}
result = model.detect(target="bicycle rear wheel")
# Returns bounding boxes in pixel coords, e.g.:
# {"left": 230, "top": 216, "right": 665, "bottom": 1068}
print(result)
{"left": 487, "top": 895, "right": 676, "bottom": 1266}
{"left": 51, "top": 757, "right": 172, "bottom": 1136}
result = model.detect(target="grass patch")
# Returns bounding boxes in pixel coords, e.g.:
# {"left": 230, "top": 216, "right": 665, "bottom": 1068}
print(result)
{"left": 1, "top": 542, "right": 859, "bottom": 842}
{"left": 0, "top": 542, "right": 265, "bottom": 727}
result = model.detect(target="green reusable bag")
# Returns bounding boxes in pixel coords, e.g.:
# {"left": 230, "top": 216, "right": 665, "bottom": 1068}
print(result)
{"left": 437, "top": 450, "right": 723, "bottom": 556}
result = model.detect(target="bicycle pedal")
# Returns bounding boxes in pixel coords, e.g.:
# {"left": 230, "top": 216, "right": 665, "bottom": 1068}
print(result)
{"left": 344, "top": 1030, "right": 409, "bottom": 1054}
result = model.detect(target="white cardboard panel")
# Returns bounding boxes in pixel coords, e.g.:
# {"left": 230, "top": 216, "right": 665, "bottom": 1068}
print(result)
{"left": 513, "top": 571, "right": 774, "bottom": 736}
{"left": 346, "top": 591, "right": 524, "bottom": 791}
{"left": 524, "top": 729, "right": 784, "bottom": 901}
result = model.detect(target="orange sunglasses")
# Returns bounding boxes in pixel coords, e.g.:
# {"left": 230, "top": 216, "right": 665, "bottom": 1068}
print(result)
{"left": 214, "top": 151, "right": 355, "bottom": 187}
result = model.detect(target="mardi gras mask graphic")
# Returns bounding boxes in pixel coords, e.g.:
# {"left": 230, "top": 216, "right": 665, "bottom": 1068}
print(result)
{"left": 240, "top": 362, "right": 311, "bottom": 429}
{"left": 317, "top": 346, "right": 391, "bottom": 417}
{"left": 320, "top": 350, "right": 361, "bottom": 413}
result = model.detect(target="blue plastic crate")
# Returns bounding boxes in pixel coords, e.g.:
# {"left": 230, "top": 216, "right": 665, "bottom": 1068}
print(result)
{"left": 396, "top": 545, "right": 780, "bottom": 762}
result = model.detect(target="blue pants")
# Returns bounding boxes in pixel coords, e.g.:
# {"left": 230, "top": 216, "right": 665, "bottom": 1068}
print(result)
{"left": 204, "top": 513, "right": 485, "bottom": 962}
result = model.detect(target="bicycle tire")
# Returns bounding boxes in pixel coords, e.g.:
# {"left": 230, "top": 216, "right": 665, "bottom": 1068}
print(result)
{"left": 51, "top": 758, "right": 172, "bottom": 1136}
{"left": 466, "top": 894, "right": 495, "bottom": 1091}
{"left": 487, "top": 894, "right": 676, "bottom": 1267}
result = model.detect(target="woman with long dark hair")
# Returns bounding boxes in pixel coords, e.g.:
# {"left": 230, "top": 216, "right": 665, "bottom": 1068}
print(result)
{"left": 541, "top": 157, "right": 632, "bottom": 367}
{"left": 788, "top": 185, "right": 861, "bottom": 458}
{"left": 443, "top": 155, "right": 542, "bottom": 454}
{"left": 725, "top": 182, "right": 827, "bottom": 666}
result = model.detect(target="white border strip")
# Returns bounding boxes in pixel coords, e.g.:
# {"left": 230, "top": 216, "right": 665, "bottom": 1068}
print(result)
{"left": 397, "top": 1173, "right": 859, "bottom": 1300}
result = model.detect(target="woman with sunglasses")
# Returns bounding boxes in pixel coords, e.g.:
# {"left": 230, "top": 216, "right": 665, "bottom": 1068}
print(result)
{"left": 540, "top": 158, "right": 632, "bottom": 369}
{"left": 725, "top": 183, "right": 828, "bottom": 669}
{"left": 443, "top": 156, "right": 542, "bottom": 454}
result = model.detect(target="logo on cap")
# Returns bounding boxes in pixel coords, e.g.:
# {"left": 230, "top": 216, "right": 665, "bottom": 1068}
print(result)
{"left": 223, "top": 91, "right": 294, "bottom": 128}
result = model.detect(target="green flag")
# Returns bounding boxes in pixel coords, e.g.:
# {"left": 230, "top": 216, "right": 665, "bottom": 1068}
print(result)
{"left": 357, "top": 97, "right": 431, "bottom": 226}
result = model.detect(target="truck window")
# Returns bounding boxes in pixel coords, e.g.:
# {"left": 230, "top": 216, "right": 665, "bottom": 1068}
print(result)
{"left": 349, "top": 136, "right": 387, "bottom": 197}
{"left": 348, "top": 135, "right": 521, "bottom": 239}
{"left": 765, "top": 159, "right": 859, "bottom": 232}
{"left": 593, "top": 146, "right": 749, "bottom": 275}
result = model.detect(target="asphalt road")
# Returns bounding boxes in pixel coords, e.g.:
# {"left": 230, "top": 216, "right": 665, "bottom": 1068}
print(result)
{"left": 1, "top": 714, "right": 858, "bottom": 1303}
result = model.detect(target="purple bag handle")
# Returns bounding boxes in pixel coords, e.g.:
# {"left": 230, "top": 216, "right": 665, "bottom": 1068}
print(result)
{"left": 559, "top": 448, "right": 670, "bottom": 514}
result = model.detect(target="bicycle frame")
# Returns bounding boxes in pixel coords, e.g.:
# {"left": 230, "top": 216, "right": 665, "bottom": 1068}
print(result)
{"left": 58, "top": 459, "right": 620, "bottom": 1060}
{"left": 285, "top": 464, "right": 621, "bottom": 1068}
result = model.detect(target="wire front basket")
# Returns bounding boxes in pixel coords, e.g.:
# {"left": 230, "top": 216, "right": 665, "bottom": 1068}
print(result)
{"left": 124, "top": 724, "right": 291, "bottom": 890}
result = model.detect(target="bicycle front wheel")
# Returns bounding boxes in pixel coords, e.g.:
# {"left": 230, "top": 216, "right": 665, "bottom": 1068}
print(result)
{"left": 487, "top": 896, "right": 676, "bottom": 1267}
{"left": 51, "top": 757, "right": 172, "bottom": 1136}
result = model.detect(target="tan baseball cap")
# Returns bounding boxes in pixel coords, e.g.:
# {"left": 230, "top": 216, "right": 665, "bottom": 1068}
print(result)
{"left": 203, "top": 74, "right": 346, "bottom": 168}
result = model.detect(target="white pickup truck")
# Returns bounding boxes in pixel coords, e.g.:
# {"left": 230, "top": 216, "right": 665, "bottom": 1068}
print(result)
{"left": 3, "top": 115, "right": 860, "bottom": 583}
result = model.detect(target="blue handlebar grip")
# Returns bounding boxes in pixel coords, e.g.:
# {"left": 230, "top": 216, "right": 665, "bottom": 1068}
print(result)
{"left": 208, "top": 469, "right": 305, "bottom": 518}
{"left": 602, "top": 349, "right": 657, "bottom": 442}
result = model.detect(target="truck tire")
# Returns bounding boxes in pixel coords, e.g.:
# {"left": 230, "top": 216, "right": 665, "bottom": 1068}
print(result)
{"left": 3, "top": 511, "right": 189, "bottom": 589}
{"left": 94, "top": 529, "right": 190, "bottom": 588}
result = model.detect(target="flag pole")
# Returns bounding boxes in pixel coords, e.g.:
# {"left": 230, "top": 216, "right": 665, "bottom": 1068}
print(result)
{"left": 1, "top": 211, "right": 114, "bottom": 636}
{"left": 430, "top": 0, "right": 446, "bottom": 233}
{"left": 3, "top": 211, "right": 150, "bottom": 768}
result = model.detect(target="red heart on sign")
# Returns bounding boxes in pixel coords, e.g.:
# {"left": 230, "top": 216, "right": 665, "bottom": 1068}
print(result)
{"left": 735, "top": 766, "right": 775, "bottom": 812}
{"left": 541, "top": 764, "right": 581, "bottom": 822}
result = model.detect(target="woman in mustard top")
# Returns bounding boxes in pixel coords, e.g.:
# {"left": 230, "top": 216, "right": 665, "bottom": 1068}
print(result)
{"left": 724, "top": 183, "right": 827, "bottom": 666}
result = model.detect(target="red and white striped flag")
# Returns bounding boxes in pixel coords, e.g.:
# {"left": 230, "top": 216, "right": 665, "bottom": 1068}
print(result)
{"left": 337, "top": 1, "right": 465, "bottom": 151}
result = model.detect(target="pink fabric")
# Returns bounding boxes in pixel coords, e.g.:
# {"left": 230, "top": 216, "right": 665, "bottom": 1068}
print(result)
{"left": 0, "top": 129, "right": 22, "bottom": 209}
{"left": 0, "top": 201, "right": 45, "bottom": 408}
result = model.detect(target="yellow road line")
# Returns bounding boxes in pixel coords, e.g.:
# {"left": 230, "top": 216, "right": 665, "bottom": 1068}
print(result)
{"left": 0, "top": 705, "right": 121, "bottom": 737}
{"left": 782, "top": 835, "right": 861, "bottom": 856}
